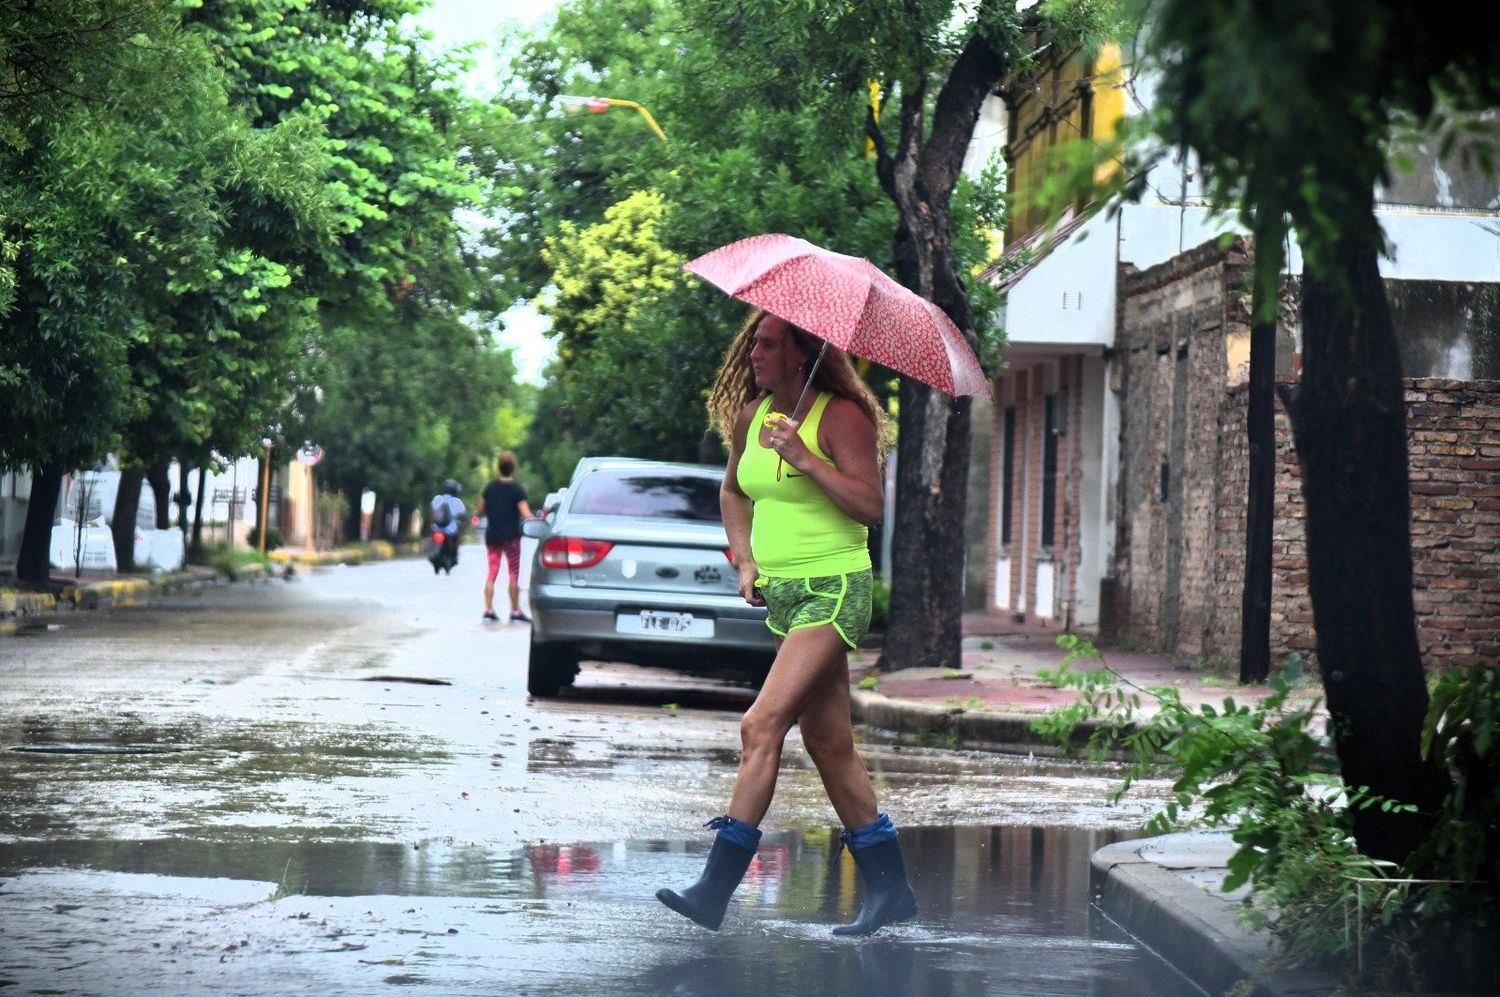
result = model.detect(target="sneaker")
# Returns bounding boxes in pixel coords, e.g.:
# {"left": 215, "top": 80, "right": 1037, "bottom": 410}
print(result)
{"left": 509, "top": 610, "right": 531, "bottom": 624}
{"left": 482, "top": 610, "right": 500, "bottom": 622}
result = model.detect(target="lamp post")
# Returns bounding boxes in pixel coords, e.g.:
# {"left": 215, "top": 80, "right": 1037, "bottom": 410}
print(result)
{"left": 258, "top": 438, "right": 273, "bottom": 553}
{"left": 555, "top": 94, "right": 668, "bottom": 143}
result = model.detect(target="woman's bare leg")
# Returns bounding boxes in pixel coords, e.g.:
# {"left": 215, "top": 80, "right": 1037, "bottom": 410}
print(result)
{"left": 796, "top": 650, "right": 879, "bottom": 829}
{"left": 727, "top": 626, "right": 852, "bottom": 826}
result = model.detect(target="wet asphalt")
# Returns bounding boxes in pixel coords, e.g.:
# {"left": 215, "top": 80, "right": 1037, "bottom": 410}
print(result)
{"left": 0, "top": 549, "right": 1197, "bottom": 995}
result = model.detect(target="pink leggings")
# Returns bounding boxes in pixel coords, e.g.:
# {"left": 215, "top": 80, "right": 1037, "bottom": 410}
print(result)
{"left": 486, "top": 539, "right": 522, "bottom": 583}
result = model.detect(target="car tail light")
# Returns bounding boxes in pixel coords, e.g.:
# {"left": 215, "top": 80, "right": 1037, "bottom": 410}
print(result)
{"left": 540, "top": 536, "right": 614, "bottom": 569}
{"left": 724, "top": 548, "right": 736, "bottom": 565}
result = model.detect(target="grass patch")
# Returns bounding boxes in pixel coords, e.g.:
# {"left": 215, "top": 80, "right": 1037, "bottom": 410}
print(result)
{"left": 202, "top": 542, "right": 271, "bottom": 581}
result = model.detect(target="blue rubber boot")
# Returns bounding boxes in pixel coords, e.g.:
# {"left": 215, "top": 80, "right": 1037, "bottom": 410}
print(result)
{"left": 833, "top": 814, "right": 918, "bottom": 936}
{"left": 656, "top": 816, "right": 760, "bottom": 931}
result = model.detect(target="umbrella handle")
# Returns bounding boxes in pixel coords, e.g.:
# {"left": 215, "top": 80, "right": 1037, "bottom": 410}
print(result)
{"left": 789, "top": 340, "right": 829, "bottom": 423}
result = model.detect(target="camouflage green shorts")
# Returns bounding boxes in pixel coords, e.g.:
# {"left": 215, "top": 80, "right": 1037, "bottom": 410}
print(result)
{"left": 757, "top": 569, "right": 873, "bottom": 649}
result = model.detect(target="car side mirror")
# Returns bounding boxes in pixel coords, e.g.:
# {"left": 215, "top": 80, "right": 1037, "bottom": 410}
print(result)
{"left": 522, "top": 518, "right": 550, "bottom": 540}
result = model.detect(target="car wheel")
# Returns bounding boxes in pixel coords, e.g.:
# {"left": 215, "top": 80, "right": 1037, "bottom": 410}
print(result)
{"left": 527, "top": 634, "right": 578, "bottom": 697}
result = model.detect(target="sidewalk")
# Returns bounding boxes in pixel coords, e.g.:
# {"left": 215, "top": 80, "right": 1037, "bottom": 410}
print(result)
{"left": 850, "top": 612, "right": 1339, "bottom": 997}
{"left": 0, "top": 540, "right": 417, "bottom": 633}
{"left": 848, "top": 612, "right": 1308, "bottom": 752}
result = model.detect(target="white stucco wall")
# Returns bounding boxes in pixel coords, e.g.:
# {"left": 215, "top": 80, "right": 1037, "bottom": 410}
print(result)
{"left": 1378, "top": 212, "right": 1500, "bottom": 282}
{"left": 1073, "top": 355, "right": 1113, "bottom": 629}
{"left": 1003, "top": 211, "right": 1121, "bottom": 350}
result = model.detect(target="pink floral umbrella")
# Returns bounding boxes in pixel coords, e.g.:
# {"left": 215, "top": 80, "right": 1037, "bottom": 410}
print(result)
{"left": 684, "top": 233, "right": 991, "bottom": 403}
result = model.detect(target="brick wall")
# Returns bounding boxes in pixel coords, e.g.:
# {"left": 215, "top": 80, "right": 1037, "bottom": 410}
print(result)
{"left": 1400, "top": 379, "right": 1500, "bottom": 666}
{"left": 1118, "top": 237, "right": 1500, "bottom": 670}
{"left": 1209, "top": 379, "right": 1500, "bottom": 669}
{"left": 987, "top": 358, "right": 1089, "bottom": 627}
{"left": 1115, "top": 238, "right": 1254, "bottom": 659}
{"left": 1214, "top": 390, "right": 1314, "bottom": 663}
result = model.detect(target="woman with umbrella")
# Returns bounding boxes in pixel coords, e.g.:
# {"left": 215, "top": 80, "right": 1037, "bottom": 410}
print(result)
{"left": 655, "top": 307, "right": 918, "bottom": 936}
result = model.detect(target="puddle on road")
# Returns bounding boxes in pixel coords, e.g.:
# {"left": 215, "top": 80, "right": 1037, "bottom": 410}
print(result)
{"left": 10, "top": 744, "right": 188, "bottom": 755}
{"left": 0, "top": 825, "right": 1204, "bottom": 995}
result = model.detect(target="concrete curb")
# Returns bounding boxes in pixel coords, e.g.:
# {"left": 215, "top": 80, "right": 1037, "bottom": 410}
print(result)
{"left": 849, "top": 688, "right": 1099, "bottom": 755}
{"left": 61, "top": 564, "right": 269, "bottom": 610}
{"left": 2, "top": 539, "right": 419, "bottom": 631}
{"left": 0, "top": 590, "right": 58, "bottom": 634}
{"left": 1091, "top": 839, "right": 1343, "bottom": 996}
{"left": 2, "top": 539, "right": 421, "bottom": 625}
{"left": 269, "top": 540, "right": 420, "bottom": 568}
{"left": 60, "top": 576, "right": 151, "bottom": 610}
{"left": 1, "top": 563, "right": 272, "bottom": 628}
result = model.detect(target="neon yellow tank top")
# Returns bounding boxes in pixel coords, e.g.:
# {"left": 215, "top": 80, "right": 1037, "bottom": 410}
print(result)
{"left": 737, "top": 393, "right": 871, "bottom": 577}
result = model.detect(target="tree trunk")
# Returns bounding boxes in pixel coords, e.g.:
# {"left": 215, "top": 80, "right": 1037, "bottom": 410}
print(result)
{"left": 111, "top": 465, "right": 146, "bottom": 572}
{"left": 868, "top": 29, "right": 1005, "bottom": 671}
{"left": 341, "top": 482, "right": 363, "bottom": 543}
{"left": 146, "top": 461, "right": 172, "bottom": 530}
{"left": 176, "top": 464, "right": 192, "bottom": 533}
{"left": 190, "top": 467, "right": 207, "bottom": 559}
{"left": 16, "top": 464, "right": 63, "bottom": 587}
{"left": 1283, "top": 233, "right": 1448, "bottom": 866}
{"left": 395, "top": 504, "right": 413, "bottom": 542}
{"left": 252, "top": 456, "right": 267, "bottom": 548}
{"left": 1239, "top": 312, "right": 1276, "bottom": 682}
{"left": 883, "top": 378, "right": 973, "bottom": 670}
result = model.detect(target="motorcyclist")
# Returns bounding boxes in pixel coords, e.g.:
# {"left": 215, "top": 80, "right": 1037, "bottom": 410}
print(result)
{"left": 429, "top": 479, "right": 466, "bottom": 574}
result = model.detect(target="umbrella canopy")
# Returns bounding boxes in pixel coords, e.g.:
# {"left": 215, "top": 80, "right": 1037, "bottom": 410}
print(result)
{"left": 684, "top": 233, "right": 990, "bottom": 398}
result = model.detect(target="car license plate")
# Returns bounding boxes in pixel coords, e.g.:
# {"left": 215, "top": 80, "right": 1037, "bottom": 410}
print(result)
{"left": 616, "top": 611, "right": 714, "bottom": 638}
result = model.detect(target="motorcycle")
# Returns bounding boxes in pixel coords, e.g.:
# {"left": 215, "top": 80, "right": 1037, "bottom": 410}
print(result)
{"left": 429, "top": 526, "right": 459, "bottom": 574}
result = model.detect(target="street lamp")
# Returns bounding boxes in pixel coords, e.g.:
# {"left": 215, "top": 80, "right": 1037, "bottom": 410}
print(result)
{"left": 258, "top": 438, "right": 273, "bottom": 553}
{"left": 555, "top": 94, "right": 668, "bottom": 143}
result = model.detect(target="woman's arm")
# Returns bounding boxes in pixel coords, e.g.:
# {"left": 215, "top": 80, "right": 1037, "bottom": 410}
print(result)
{"left": 722, "top": 402, "right": 764, "bottom": 606}
{"left": 771, "top": 397, "right": 883, "bottom": 526}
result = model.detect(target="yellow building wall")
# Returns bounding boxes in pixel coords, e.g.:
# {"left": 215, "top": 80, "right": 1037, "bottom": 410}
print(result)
{"left": 1005, "top": 43, "right": 1126, "bottom": 244}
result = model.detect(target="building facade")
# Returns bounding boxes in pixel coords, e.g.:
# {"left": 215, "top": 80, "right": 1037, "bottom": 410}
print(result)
{"left": 986, "top": 51, "right": 1500, "bottom": 653}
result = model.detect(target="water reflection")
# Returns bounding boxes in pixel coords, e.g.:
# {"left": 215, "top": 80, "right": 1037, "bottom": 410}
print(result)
{"left": 0, "top": 826, "right": 1206, "bottom": 995}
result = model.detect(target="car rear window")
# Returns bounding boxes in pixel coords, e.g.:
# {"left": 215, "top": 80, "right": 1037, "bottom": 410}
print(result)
{"left": 568, "top": 472, "right": 723, "bottom": 522}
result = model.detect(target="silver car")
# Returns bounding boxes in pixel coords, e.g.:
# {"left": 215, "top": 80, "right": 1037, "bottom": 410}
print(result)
{"left": 521, "top": 457, "right": 776, "bottom": 696}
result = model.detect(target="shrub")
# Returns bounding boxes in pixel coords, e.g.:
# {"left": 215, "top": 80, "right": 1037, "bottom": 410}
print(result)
{"left": 204, "top": 542, "right": 271, "bottom": 580}
{"left": 249, "top": 526, "right": 285, "bottom": 551}
{"left": 1032, "top": 636, "right": 1500, "bottom": 991}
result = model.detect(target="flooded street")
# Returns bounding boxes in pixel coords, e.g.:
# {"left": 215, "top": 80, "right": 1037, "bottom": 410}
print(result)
{"left": 0, "top": 551, "right": 1190, "bottom": 995}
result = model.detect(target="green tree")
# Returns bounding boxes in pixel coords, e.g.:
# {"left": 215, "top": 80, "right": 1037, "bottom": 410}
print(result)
{"left": 1132, "top": 0, "right": 1498, "bottom": 866}
{"left": 493, "top": 0, "right": 897, "bottom": 494}
{"left": 184, "top": 0, "right": 521, "bottom": 532}
{"left": 529, "top": 189, "right": 683, "bottom": 480}
{"left": 102, "top": 50, "right": 330, "bottom": 569}
{"left": 0, "top": 1, "right": 284, "bottom": 582}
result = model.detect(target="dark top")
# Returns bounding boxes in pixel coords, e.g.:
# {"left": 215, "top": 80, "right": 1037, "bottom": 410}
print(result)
{"left": 483, "top": 479, "right": 528, "bottom": 544}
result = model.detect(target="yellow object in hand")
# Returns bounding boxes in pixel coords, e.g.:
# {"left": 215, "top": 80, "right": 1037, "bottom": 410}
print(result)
{"left": 763, "top": 411, "right": 788, "bottom": 430}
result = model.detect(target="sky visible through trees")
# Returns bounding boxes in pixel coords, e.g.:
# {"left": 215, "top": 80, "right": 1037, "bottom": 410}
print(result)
{"left": 414, "top": 0, "right": 560, "bottom": 384}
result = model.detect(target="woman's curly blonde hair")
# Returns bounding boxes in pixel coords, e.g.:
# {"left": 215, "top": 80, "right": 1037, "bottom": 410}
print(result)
{"left": 706, "top": 308, "right": 889, "bottom": 454}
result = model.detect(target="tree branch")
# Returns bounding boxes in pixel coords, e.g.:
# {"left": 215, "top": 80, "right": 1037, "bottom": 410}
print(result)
{"left": 920, "top": 28, "right": 1009, "bottom": 206}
